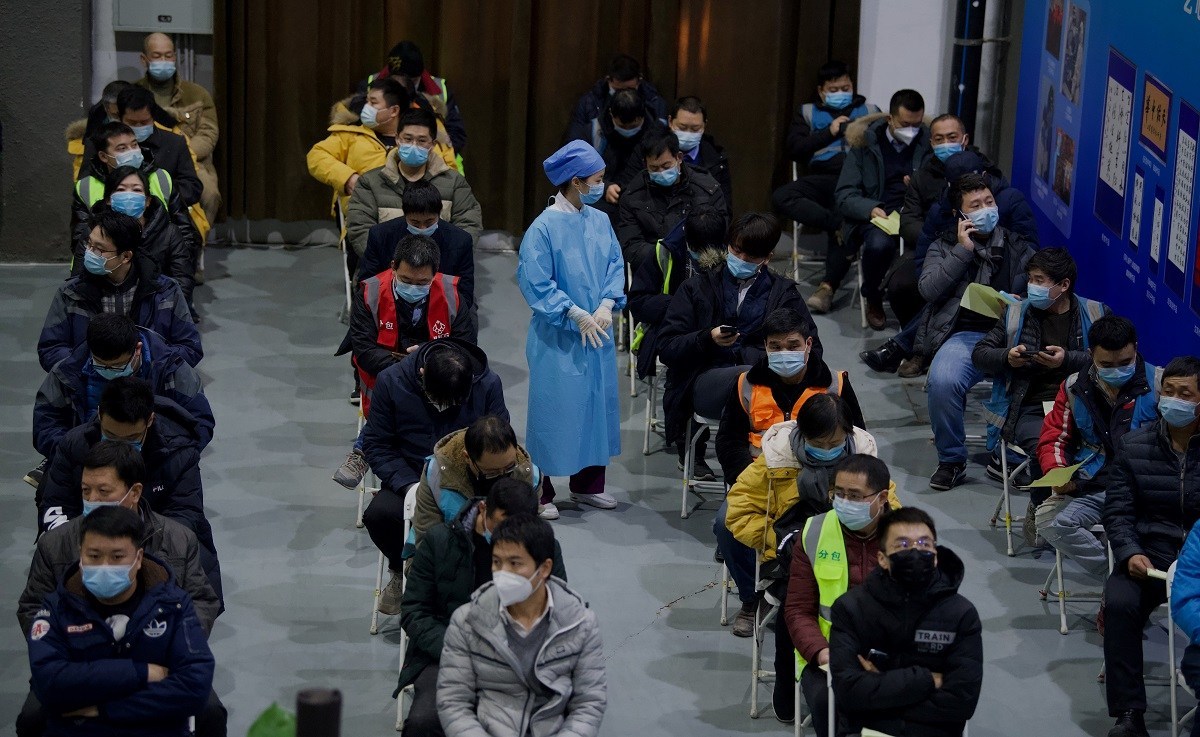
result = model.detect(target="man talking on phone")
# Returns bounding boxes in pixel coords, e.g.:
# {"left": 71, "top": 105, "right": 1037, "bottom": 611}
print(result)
{"left": 917, "top": 172, "right": 1036, "bottom": 490}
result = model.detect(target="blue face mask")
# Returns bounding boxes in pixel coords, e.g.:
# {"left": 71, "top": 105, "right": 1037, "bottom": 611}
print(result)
{"left": 360, "top": 102, "right": 380, "bottom": 129}
{"left": 767, "top": 350, "right": 807, "bottom": 378}
{"left": 393, "top": 278, "right": 431, "bottom": 304}
{"left": 578, "top": 181, "right": 604, "bottom": 205}
{"left": 832, "top": 495, "right": 877, "bottom": 531}
{"left": 93, "top": 354, "right": 137, "bottom": 381}
{"left": 81, "top": 562, "right": 136, "bottom": 600}
{"left": 406, "top": 221, "right": 439, "bottom": 237}
{"left": 933, "top": 141, "right": 964, "bottom": 162}
{"left": 614, "top": 123, "right": 642, "bottom": 138}
{"left": 398, "top": 143, "right": 431, "bottom": 167}
{"left": 649, "top": 165, "right": 680, "bottom": 187}
{"left": 1096, "top": 363, "right": 1136, "bottom": 387}
{"left": 675, "top": 130, "right": 702, "bottom": 152}
{"left": 109, "top": 191, "right": 146, "bottom": 218}
{"left": 726, "top": 252, "right": 761, "bottom": 280}
{"left": 82, "top": 489, "right": 132, "bottom": 517}
{"left": 113, "top": 148, "right": 144, "bottom": 169}
{"left": 100, "top": 432, "right": 143, "bottom": 453}
{"left": 131, "top": 124, "right": 154, "bottom": 143}
{"left": 805, "top": 441, "right": 846, "bottom": 463}
{"left": 148, "top": 60, "right": 176, "bottom": 81}
{"left": 824, "top": 90, "right": 853, "bottom": 109}
{"left": 1026, "top": 282, "right": 1058, "bottom": 310}
{"left": 966, "top": 205, "right": 999, "bottom": 234}
{"left": 1160, "top": 396, "right": 1200, "bottom": 428}
{"left": 84, "top": 249, "right": 117, "bottom": 276}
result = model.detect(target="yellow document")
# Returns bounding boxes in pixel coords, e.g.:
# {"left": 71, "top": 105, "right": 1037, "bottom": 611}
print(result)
{"left": 1025, "top": 462, "right": 1083, "bottom": 488}
{"left": 870, "top": 210, "right": 900, "bottom": 235}
{"left": 960, "top": 283, "right": 1018, "bottom": 319}
{"left": 861, "top": 730, "right": 899, "bottom": 737}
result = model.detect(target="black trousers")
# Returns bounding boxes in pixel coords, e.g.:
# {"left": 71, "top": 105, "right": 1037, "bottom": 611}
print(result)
{"left": 1103, "top": 562, "right": 1170, "bottom": 714}
{"left": 800, "top": 663, "right": 833, "bottom": 735}
{"left": 403, "top": 663, "right": 445, "bottom": 737}
{"left": 773, "top": 607, "right": 796, "bottom": 713}
{"left": 17, "top": 688, "right": 228, "bottom": 736}
{"left": 881, "top": 252, "right": 925, "bottom": 327}
{"left": 772, "top": 174, "right": 842, "bottom": 232}
{"left": 826, "top": 223, "right": 898, "bottom": 300}
{"left": 363, "top": 486, "right": 406, "bottom": 571}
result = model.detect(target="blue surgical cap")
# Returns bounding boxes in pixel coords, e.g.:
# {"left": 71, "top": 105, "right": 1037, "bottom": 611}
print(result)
{"left": 543, "top": 140, "right": 605, "bottom": 186}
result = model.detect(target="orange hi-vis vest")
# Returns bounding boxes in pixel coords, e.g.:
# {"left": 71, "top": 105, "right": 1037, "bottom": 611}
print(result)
{"left": 737, "top": 370, "right": 845, "bottom": 449}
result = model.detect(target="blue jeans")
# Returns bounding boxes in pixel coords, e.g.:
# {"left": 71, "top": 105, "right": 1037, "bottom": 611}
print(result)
{"left": 1036, "top": 491, "right": 1108, "bottom": 578}
{"left": 927, "top": 330, "right": 986, "bottom": 464}
{"left": 713, "top": 500, "right": 757, "bottom": 604}
{"left": 353, "top": 425, "right": 365, "bottom": 452}
{"left": 893, "top": 307, "right": 925, "bottom": 354}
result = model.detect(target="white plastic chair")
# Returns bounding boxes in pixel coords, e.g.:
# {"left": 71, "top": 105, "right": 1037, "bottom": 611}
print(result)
{"left": 790, "top": 162, "right": 802, "bottom": 284}
{"left": 681, "top": 413, "right": 724, "bottom": 519}
{"left": 355, "top": 412, "right": 379, "bottom": 529}
{"left": 990, "top": 439, "right": 1030, "bottom": 557}
{"left": 749, "top": 561, "right": 782, "bottom": 719}
{"left": 641, "top": 366, "right": 666, "bottom": 455}
{"left": 1039, "top": 524, "right": 1109, "bottom": 634}
{"left": 370, "top": 483, "right": 418, "bottom": 636}
{"left": 792, "top": 662, "right": 832, "bottom": 737}
{"left": 335, "top": 200, "right": 353, "bottom": 318}
{"left": 394, "top": 622, "right": 413, "bottom": 731}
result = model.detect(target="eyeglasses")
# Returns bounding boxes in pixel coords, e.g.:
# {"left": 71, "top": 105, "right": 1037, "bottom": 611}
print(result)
{"left": 832, "top": 489, "right": 883, "bottom": 503}
{"left": 476, "top": 461, "right": 518, "bottom": 480}
{"left": 399, "top": 135, "right": 433, "bottom": 147}
{"left": 889, "top": 537, "right": 936, "bottom": 552}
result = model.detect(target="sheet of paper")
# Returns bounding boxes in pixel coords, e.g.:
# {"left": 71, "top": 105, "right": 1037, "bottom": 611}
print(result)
{"left": 959, "top": 283, "right": 1016, "bottom": 319}
{"left": 1043, "top": 401, "right": 1055, "bottom": 415}
{"left": 861, "top": 730, "right": 899, "bottom": 737}
{"left": 1025, "top": 462, "right": 1083, "bottom": 488}
{"left": 870, "top": 210, "right": 900, "bottom": 236}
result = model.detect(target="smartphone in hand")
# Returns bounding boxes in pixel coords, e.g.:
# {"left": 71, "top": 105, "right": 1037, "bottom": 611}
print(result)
{"left": 718, "top": 325, "right": 737, "bottom": 336}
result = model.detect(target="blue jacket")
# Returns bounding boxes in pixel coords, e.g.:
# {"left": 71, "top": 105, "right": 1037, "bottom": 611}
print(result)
{"left": 358, "top": 218, "right": 476, "bottom": 307}
{"left": 362, "top": 338, "right": 508, "bottom": 494}
{"left": 37, "top": 259, "right": 203, "bottom": 372}
{"left": 1173, "top": 524, "right": 1200, "bottom": 643}
{"left": 33, "top": 329, "right": 214, "bottom": 459}
{"left": 39, "top": 397, "right": 223, "bottom": 602}
{"left": 27, "top": 555, "right": 214, "bottom": 737}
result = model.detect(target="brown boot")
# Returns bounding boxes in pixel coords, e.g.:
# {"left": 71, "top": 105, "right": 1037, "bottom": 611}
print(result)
{"left": 866, "top": 301, "right": 887, "bottom": 330}
{"left": 898, "top": 355, "right": 927, "bottom": 378}
{"left": 806, "top": 283, "right": 834, "bottom": 314}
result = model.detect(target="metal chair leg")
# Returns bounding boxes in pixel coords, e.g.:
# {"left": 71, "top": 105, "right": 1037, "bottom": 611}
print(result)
{"left": 681, "top": 417, "right": 695, "bottom": 519}
{"left": 719, "top": 563, "right": 730, "bottom": 626}
{"left": 370, "top": 550, "right": 385, "bottom": 635}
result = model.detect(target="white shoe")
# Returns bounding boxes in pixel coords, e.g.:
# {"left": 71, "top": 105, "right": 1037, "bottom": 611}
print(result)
{"left": 570, "top": 491, "right": 617, "bottom": 510}
{"left": 538, "top": 502, "right": 560, "bottom": 520}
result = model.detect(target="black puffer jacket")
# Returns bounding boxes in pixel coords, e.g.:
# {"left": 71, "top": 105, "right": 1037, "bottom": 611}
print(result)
{"left": 71, "top": 198, "right": 194, "bottom": 303}
{"left": 1104, "top": 420, "right": 1200, "bottom": 569}
{"left": 616, "top": 163, "right": 729, "bottom": 266}
{"left": 830, "top": 547, "right": 983, "bottom": 737}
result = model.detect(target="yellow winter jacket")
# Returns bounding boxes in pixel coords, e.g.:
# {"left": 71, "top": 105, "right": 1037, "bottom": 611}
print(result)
{"left": 725, "top": 422, "right": 899, "bottom": 562}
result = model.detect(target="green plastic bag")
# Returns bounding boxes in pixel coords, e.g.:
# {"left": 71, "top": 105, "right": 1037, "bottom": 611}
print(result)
{"left": 246, "top": 703, "right": 296, "bottom": 737}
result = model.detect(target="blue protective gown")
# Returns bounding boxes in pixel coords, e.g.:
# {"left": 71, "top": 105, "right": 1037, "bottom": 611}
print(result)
{"left": 517, "top": 199, "right": 627, "bottom": 476}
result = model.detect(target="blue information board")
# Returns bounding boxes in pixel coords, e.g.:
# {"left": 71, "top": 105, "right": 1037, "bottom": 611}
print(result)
{"left": 1012, "top": 0, "right": 1200, "bottom": 363}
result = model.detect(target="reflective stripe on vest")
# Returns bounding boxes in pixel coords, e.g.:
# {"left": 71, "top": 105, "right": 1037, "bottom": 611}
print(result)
{"left": 737, "top": 371, "right": 844, "bottom": 448}
{"left": 802, "top": 102, "right": 874, "bottom": 164}
{"left": 1064, "top": 363, "right": 1161, "bottom": 479}
{"left": 631, "top": 242, "right": 674, "bottom": 354}
{"left": 76, "top": 169, "right": 172, "bottom": 210}
{"left": 796, "top": 511, "right": 848, "bottom": 670}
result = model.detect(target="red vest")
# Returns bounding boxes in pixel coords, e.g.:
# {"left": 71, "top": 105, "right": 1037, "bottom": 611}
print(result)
{"left": 355, "top": 269, "right": 460, "bottom": 415}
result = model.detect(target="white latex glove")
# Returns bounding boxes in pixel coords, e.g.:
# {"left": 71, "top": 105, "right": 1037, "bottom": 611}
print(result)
{"left": 568, "top": 305, "right": 608, "bottom": 349}
{"left": 593, "top": 299, "right": 614, "bottom": 330}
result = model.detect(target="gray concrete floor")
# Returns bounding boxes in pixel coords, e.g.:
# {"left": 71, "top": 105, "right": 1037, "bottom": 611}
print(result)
{"left": 0, "top": 244, "right": 1184, "bottom": 736}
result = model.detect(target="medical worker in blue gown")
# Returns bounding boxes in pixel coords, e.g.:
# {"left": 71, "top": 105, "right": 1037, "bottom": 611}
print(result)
{"left": 517, "top": 140, "right": 626, "bottom": 510}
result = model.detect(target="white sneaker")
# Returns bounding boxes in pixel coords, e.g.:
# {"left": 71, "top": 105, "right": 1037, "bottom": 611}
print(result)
{"left": 538, "top": 502, "right": 561, "bottom": 520}
{"left": 571, "top": 491, "right": 617, "bottom": 510}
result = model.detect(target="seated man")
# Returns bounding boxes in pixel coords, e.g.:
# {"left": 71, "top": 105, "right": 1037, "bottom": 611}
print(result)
{"left": 35, "top": 313, "right": 213, "bottom": 466}
{"left": 378, "top": 40, "right": 468, "bottom": 154}
{"left": 16, "top": 441, "right": 225, "bottom": 737}
{"left": 361, "top": 340, "right": 508, "bottom": 597}
{"left": 973, "top": 248, "right": 1108, "bottom": 510}
{"left": 27, "top": 506, "right": 214, "bottom": 737}
{"left": 588, "top": 88, "right": 665, "bottom": 222}
{"left": 658, "top": 213, "right": 821, "bottom": 475}
{"left": 346, "top": 108, "right": 482, "bottom": 258}
{"left": 809, "top": 89, "right": 929, "bottom": 329}
{"left": 566, "top": 52, "right": 667, "bottom": 146}
{"left": 784, "top": 454, "right": 896, "bottom": 733}
{"left": 918, "top": 172, "right": 1034, "bottom": 490}
{"left": 399, "top": 478, "right": 566, "bottom": 737}
{"left": 665, "top": 96, "right": 733, "bottom": 211}
{"left": 1102, "top": 356, "right": 1200, "bottom": 737}
{"left": 40, "top": 211, "right": 201, "bottom": 372}
{"left": 862, "top": 150, "right": 1039, "bottom": 376}
{"left": 111, "top": 86, "right": 203, "bottom": 208}
{"left": 135, "top": 32, "right": 221, "bottom": 225}
{"left": 616, "top": 128, "right": 729, "bottom": 273}
{"left": 40, "top": 377, "right": 222, "bottom": 601}
{"left": 358, "top": 178, "right": 476, "bottom": 305}
{"left": 725, "top": 397, "right": 892, "bottom": 722}
{"left": 1036, "top": 316, "right": 1159, "bottom": 581}
{"left": 716, "top": 307, "right": 864, "bottom": 483}
{"left": 772, "top": 60, "right": 880, "bottom": 256}
{"left": 830, "top": 506, "right": 983, "bottom": 737}
{"left": 307, "top": 76, "right": 409, "bottom": 237}
{"left": 438, "top": 514, "right": 606, "bottom": 737}
{"left": 628, "top": 210, "right": 727, "bottom": 381}
{"left": 72, "top": 121, "right": 199, "bottom": 265}
{"left": 333, "top": 234, "right": 476, "bottom": 490}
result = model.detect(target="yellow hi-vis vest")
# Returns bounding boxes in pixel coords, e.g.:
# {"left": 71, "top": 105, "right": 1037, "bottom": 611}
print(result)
{"left": 794, "top": 511, "right": 848, "bottom": 671}
{"left": 76, "top": 168, "right": 173, "bottom": 211}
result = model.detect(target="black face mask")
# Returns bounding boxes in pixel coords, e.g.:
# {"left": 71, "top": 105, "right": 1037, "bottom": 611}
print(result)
{"left": 887, "top": 549, "right": 937, "bottom": 591}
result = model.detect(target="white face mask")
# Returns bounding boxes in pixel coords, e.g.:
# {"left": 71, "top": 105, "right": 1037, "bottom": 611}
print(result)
{"left": 892, "top": 125, "right": 920, "bottom": 145}
{"left": 493, "top": 569, "right": 542, "bottom": 607}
